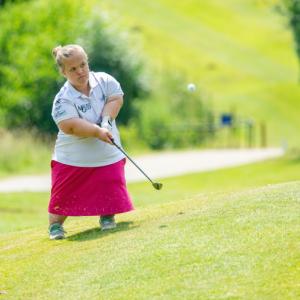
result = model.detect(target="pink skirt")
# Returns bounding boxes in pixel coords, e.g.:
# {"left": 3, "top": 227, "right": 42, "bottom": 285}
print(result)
{"left": 48, "top": 159, "right": 134, "bottom": 216}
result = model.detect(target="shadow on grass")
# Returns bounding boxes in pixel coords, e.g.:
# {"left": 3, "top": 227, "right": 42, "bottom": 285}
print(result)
{"left": 66, "top": 221, "right": 139, "bottom": 242}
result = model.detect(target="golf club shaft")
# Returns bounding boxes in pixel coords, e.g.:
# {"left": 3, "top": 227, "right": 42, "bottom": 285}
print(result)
{"left": 111, "top": 139, "right": 155, "bottom": 184}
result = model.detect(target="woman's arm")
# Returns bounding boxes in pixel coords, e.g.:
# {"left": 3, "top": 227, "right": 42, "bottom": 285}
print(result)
{"left": 102, "top": 95, "right": 123, "bottom": 120}
{"left": 100, "top": 95, "right": 123, "bottom": 131}
{"left": 58, "top": 118, "right": 113, "bottom": 144}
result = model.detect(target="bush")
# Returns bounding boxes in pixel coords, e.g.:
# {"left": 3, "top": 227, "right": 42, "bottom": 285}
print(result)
{"left": 135, "top": 72, "right": 212, "bottom": 149}
{"left": 83, "top": 15, "right": 149, "bottom": 125}
{"left": 0, "top": 0, "right": 148, "bottom": 133}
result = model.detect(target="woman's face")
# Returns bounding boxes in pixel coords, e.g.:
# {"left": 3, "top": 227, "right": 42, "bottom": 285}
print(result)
{"left": 62, "top": 51, "right": 89, "bottom": 89}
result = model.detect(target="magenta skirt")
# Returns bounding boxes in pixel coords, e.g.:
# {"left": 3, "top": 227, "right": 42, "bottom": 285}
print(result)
{"left": 48, "top": 159, "right": 134, "bottom": 216}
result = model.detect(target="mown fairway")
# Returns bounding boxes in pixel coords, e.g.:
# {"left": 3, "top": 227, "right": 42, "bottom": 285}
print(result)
{"left": 1, "top": 156, "right": 299, "bottom": 299}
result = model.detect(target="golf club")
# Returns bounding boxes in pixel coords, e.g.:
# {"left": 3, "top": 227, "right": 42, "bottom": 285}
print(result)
{"left": 110, "top": 138, "right": 163, "bottom": 190}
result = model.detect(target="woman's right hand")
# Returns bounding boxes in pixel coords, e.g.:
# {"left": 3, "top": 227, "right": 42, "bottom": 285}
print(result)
{"left": 95, "top": 127, "right": 113, "bottom": 144}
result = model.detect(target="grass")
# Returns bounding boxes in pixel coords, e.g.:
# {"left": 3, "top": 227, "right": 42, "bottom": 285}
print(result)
{"left": 1, "top": 182, "right": 299, "bottom": 299}
{"left": 0, "top": 130, "right": 52, "bottom": 178}
{"left": 1, "top": 154, "right": 300, "bottom": 299}
{"left": 0, "top": 193, "right": 49, "bottom": 233}
{"left": 1, "top": 153, "right": 299, "bottom": 233}
{"left": 97, "top": 0, "right": 300, "bottom": 148}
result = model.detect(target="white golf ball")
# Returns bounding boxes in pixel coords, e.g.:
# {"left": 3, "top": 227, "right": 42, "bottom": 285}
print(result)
{"left": 187, "top": 83, "right": 196, "bottom": 92}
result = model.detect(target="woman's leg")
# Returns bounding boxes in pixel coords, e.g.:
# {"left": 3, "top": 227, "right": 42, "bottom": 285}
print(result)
{"left": 49, "top": 213, "right": 67, "bottom": 225}
{"left": 48, "top": 214, "right": 68, "bottom": 240}
{"left": 100, "top": 214, "right": 116, "bottom": 230}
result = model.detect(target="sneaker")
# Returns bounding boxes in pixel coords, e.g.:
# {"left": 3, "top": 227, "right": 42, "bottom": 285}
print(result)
{"left": 49, "top": 223, "right": 66, "bottom": 240}
{"left": 100, "top": 215, "right": 116, "bottom": 231}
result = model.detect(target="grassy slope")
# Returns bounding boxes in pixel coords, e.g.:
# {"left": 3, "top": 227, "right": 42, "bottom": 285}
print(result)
{"left": 1, "top": 154, "right": 300, "bottom": 233}
{"left": 1, "top": 181, "right": 299, "bottom": 299}
{"left": 98, "top": 0, "right": 300, "bottom": 147}
{"left": 1, "top": 155, "right": 300, "bottom": 298}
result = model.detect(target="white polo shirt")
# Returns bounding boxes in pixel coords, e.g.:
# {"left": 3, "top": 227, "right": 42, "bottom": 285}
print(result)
{"left": 51, "top": 71, "right": 125, "bottom": 167}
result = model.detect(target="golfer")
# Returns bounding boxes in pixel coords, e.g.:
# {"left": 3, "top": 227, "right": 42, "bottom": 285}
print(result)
{"left": 48, "top": 44, "right": 134, "bottom": 240}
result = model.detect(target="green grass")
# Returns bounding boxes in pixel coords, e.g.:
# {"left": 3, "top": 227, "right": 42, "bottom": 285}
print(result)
{"left": 0, "top": 193, "right": 49, "bottom": 233}
{"left": 97, "top": 0, "right": 300, "bottom": 147}
{"left": 1, "top": 153, "right": 299, "bottom": 233}
{"left": 0, "top": 130, "right": 52, "bottom": 178}
{"left": 1, "top": 182, "right": 299, "bottom": 299}
{"left": 0, "top": 153, "right": 297, "bottom": 232}
{"left": 1, "top": 155, "right": 300, "bottom": 299}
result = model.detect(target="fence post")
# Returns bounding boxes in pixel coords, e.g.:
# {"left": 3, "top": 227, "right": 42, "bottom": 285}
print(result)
{"left": 246, "top": 120, "right": 254, "bottom": 148}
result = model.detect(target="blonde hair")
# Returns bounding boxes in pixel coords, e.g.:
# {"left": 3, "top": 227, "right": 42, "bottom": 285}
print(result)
{"left": 52, "top": 44, "right": 88, "bottom": 70}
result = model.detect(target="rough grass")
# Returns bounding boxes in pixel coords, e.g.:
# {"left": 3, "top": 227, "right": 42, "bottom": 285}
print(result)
{"left": 1, "top": 154, "right": 300, "bottom": 298}
{"left": 0, "top": 130, "right": 52, "bottom": 178}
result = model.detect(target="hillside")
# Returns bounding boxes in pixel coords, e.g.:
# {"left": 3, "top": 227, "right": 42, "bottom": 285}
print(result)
{"left": 1, "top": 180, "right": 299, "bottom": 299}
{"left": 1, "top": 154, "right": 300, "bottom": 298}
{"left": 98, "top": 0, "right": 300, "bottom": 147}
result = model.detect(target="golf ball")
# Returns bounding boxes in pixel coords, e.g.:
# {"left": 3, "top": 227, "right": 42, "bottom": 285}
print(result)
{"left": 187, "top": 83, "right": 196, "bottom": 92}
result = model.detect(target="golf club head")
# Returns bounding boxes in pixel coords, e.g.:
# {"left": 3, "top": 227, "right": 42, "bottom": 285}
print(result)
{"left": 152, "top": 182, "right": 163, "bottom": 190}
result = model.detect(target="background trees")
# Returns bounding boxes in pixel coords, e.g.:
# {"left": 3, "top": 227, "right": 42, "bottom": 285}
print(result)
{"left": 0, "top": 0, "right": 148, "bottom": 133}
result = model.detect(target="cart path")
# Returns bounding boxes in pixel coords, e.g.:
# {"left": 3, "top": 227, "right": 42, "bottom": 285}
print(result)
{"left": 0, "top": 148, "right": 284, "bottom": 193}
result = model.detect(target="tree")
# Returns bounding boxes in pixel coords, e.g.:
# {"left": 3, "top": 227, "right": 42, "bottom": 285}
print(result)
{"left": 0, "top": 0, "right": 148, "bottom": 133}
{"left": 84, "top": 18, "right": 149, "bottom": 125}
{"left": 284, "top": 1, "right": 300, "bottom": 65}
{"left": 0, "top": 0, "right": 29, "bottom": 7}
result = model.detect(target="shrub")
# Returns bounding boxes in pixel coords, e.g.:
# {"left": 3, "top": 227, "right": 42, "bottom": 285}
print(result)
{"left": 135, "top": 72, "right": 212, "bottom": 149}
{"left": 0, "top": 0, "right": 148, "bottom": 133}
{"left": 83, "top": 15, "right": 149, "bottom": 124}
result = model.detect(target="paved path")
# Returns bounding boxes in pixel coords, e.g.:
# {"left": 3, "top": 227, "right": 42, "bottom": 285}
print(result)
{"left": 0, "top": 148, "right": 284, "bottom": 193}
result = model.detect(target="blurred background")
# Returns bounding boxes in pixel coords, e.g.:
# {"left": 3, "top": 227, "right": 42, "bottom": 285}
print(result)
{"left": 0, "top": 0, "right": 299, "bottom": 177}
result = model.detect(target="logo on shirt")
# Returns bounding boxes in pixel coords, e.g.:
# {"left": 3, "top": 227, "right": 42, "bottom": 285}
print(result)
{"left": 77, "top": 103, "right": 92, "bottom": 113}
{"left": 54, "top": 110, "right": 66, "bottom": 118}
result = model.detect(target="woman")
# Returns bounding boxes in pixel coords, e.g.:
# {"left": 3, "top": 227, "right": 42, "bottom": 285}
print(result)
{"left": 48, "top": 44, "right": 134, "bottom": 240}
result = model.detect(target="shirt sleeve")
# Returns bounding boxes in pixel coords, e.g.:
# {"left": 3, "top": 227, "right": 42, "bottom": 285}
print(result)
{"left": 51, "top": 98, "right": 79, "bottom": 125}
{"left": 105, "top": 73, "right": 124, "bottom": 98}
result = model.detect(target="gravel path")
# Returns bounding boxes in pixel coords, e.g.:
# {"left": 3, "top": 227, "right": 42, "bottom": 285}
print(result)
{"left": 0, "top": 148, "right": 284, "bottom": 193}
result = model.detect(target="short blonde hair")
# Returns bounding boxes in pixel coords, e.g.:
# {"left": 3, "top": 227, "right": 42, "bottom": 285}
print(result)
{"left": 52, "top": 44, "right": 88, "bottom": 70}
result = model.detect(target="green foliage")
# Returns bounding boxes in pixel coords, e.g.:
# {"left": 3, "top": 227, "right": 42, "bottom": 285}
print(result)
{"left": 0, "top": 0, "right": 148, "bottom": 133}
{"left": 83, "top": 16, "right": 149, "bottom": 125}
{"left": 135, "top": 73, "right": 212, "bottom": 149}
{"left": 0, "top": 0, "right": 29, "bottom": 6}
{"left": 118, "top": 123, "right": 148, "bottom": 153}
{"left": 283, "top": 0, "right": 300, "bottom": 63}
{"left": 0, "top": 0, "right": 86, "bottom": 132}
